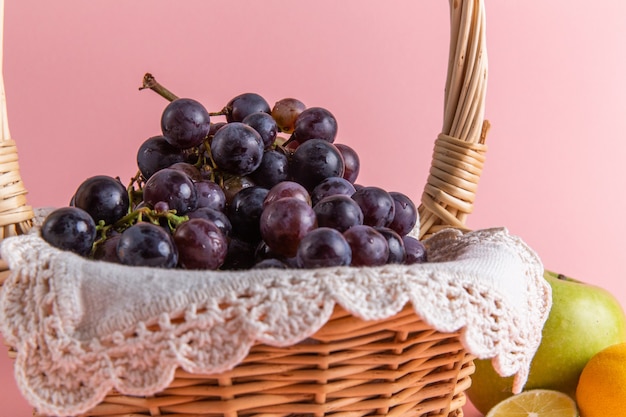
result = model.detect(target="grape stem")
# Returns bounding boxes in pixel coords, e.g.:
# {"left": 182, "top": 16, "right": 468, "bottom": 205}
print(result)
{"left": 139, "top": 73, "right": 179, "bottom": 102}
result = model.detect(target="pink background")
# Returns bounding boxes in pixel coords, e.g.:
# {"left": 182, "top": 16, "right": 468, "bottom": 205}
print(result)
{"left": 2, "top": 1, "right": 626, "bottom": 416}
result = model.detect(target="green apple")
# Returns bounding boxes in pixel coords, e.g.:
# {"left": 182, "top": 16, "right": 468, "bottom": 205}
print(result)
{"left": 466, "top": 270, "right": 626, "bottom": 414}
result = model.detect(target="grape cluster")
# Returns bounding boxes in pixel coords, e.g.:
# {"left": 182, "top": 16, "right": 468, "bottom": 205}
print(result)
{"left": 41, "top": 88, "right": 428, "bottom": 271}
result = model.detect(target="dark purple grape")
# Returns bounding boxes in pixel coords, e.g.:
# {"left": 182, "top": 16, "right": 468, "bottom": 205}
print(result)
{"left": 313, "top": 195, "right": 363, "bottom": 233}
{"left": 228, "top": 186, "right": 269, "bottom": 242}
{"left": 254, "top": 240, "right": 296, "bottom": 267}
{"left": 272, "top": 98, "right": 306, "bottom": 133}
{"left": 291, "top": 107, "right": 338, "bottom": 144}
{"left": 116, "top": 222, "right": 178, "bottom": 268}
{"left": 403, "top": 236, "right": 427, "bottom": 264}
{"left": 249, "top": 149, "right": 290, "bottom": 189}
{"left": 173, "top": 218, "right": 228, "bottom": 270}
{"left": 260, "top": 197, "right": 318, "bottom": 258}
{"left": 153, "top": 201, "right": 170, "bottom": 213}
{"left": 290, "top": 139, "right": 345, "bottom": 191}
{"left": 343, "top": 225, "right": 389, "bottom": 267}
{"left": 143, "top": 168, "right": 198, "bottom": 215}
{"left": 222, "top": 175, "right": 256, "bottom": 204}
{"left": 264, "top": 181, "right": 311, "bottom": 207}
{"left": 169, "top": 162, "right": 203, "bottom": 182}
{"left": 73, "top": 175, "right": 130, "bottom": 225}
{"left": 351, "top": 186, "right": 395, "bottom": 228}
{"left": 224, "top": 93, "right": 270, "bottom": 123}
{"left": 187, "top": 207, "right": 232, "bottom": 236}
{"left": 221, "top": 238, "right": 256, "bottom": 270}
{"left": 41, "top": 207, "right": 97, "bottom": 256}
{"left": 93, "top": 233, "right": 122, "bottom": 263}
{"left": 376, "top": 227, "right": 406, "bottom": 264}
{"left": 310, "top": 176, "right": 356, "bottom": 206}
{"left": 210, "top": 122, "right": 264, "bottom": 176}
{"left": 335, "top": 143, "right": 360, "bottom": 183}
{"left": 253, "top": 258, "right": 289, "bottom": 269}
{"left": 388, "top": 191, "right": 418, "bottom": 236}
{"left": 296, "top": 227, "right": 351, "bottom": 269}
{"left": 161, "top": 98, "right": 211, "bottom": 149}
{"left": 194, "top": 180, "right": 226, "bottom": 211}
{"left": 137, "top": 135, "right": 186, "bottom": 179}
{"left": 209, "top": 122, "right": 227, "bottom": 137}
{"left": 242, "top": 112, "right": 278, "bottom": 149}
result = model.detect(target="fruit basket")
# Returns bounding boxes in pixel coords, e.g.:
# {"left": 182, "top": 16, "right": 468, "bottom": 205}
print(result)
{"left": 0, "top": 1, "right": 552, "bottom": 417}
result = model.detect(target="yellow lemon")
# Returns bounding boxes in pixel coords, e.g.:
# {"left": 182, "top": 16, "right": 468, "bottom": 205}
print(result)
{"left": 485, "top": 389, "right": 578, "bottom": 417}
{"left": 575, "top": 342, "right": 626, "bottom": 417}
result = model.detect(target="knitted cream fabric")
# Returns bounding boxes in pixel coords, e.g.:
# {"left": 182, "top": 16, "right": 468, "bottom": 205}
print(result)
{"left": 0, "top": 222, "right": 550, "bottom": 417}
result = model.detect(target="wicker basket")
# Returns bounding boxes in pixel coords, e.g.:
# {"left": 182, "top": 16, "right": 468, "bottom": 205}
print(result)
{"left": 0, "top": 0, "right": 490, "bottom": 416}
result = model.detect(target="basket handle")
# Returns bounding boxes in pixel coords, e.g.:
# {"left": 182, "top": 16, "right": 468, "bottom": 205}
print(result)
{"left": 418, "top": 0, "right": 490, "bottom": 239}
{"left": 0, "top": 0, "right": 34, "bottom": 240}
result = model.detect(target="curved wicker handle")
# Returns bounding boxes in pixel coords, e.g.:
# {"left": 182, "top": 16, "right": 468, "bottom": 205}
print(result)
{"left": 0, "top": 0, "right": 34, "bottom": 241}
{"left": 418, "top": 0, "right": 489, "bottom": 239}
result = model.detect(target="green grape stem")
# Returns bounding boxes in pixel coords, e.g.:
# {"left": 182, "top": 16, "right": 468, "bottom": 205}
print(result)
{"left": 139, "top": 73, "right": 179, "bottom": 102}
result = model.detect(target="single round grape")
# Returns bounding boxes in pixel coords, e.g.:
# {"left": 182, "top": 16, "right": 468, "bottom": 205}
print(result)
{"left": 161, "top": 98, "right": 211, "bottom": 149}
{"left": 210, "top": 122, "right": 264, "bottom": 176}
{"left": 264, "top": 181, "right": 311, "bottom": 207}
{"left": 291, "top": 107, "right": 338, "bottom": 144}
{"left": 228, "top": 186, "right": 269, "bottom": 243}
{"left": 137, "top": 135, "right": 186, "bottom": 179}
{"left": 222, "top": 175, "right": 256, "bottom": 204}
{"left": 376, "top": 227, "right": 406, "bottom": 264}
{"left": 153, "top": 201, "right": 170, "bottom": 213}
{"left": 221, "top": 238, "right": 257, "bottom": 270}
{"left": 271, "top": 98, "right": 306, "bottom": 133}
{"left": 296, "top": 227, "right": 352, "bottom": 269}
{"left": 313, "top": 194, "right": 363, "bottom": 233}
{"left": 187, "top": 207, "right": 232, "bottom": 236}
{"left": 388, "top": 191, "right": 418, "bottom": 236}
{"left": 224, "top": 92, "right": 271, "bottom": 123}
{"left": 249, "top": 149, "right": 290, "bottom": 189}
{"left": 41, "top": 207, "right": 97, "bottom": 256}
{"left": 260, "top": 197, "right": 318, "bottom": 258}
{"left": 343, "top": 225, "right": 389, "bottom": 267}
{"left": 253, "top": 258, "right": 289, "bottom": 269}
{"left": 403, "top": 235, "right": 428, "bottom": 264}
{"left": 335, "top": 143, "right": 360, "bottom": 183}
{"left": 351, "top": 186, "right": 395, "bottom": 228}
{"left": 290, "top": 139, "right": 345, "bottom": 191}
{"left": 169, "top": 162, "right": 203, "bottom": 182}
{"left": 173, "top": 218, "right": 228, "bottom": 270}
{"left": 243, "top": 112, "right": 278, "bottom": 149}
{"left": 92, "top": 233, "right": 122, "bottom": 263}
{"left": 194, "top": 180, "right": 226, "bottom": 211}
{"left": 310, "top": 176, "right": 356, "bottom": 206}
{"left": 143, "top": 168, "right": 198, "bottom": 215}
{"left": 116, "top": 222, "right": 178, "bottom": 268}
{"left": 73, "top": 175, "right": 130, "bottom": 225}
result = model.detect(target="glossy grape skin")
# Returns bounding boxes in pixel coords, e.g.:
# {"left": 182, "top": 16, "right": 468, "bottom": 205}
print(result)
{"left": 260, "top": 197, "right": 318, "bottom": 258}
{"left": 296, "top": 227, "right": 351, "bottom": 269}
{"left": 313, "top": 195, "right": 363, "bottom": 233}
{"left": 264, "top": 181, "right": 311, "bottom": 207}
{"left": 221, "top": 238, "right": 257, "bottom": 270}
{"left": 291, "top": 107, "right": 338, "bottom": 144}
{"left": 243, "top": 112, "right": 278, "bottom": 149}
{"left": 224, "top": 93, "right": 271, "bottom": 123}
{"left": 254, "top": 240, "right": 297, "bottom": 267}
{"left": 161, "top": 98, "right": 211, "bottom": 149}
{"left": 310, "top": 176, "right": 356, "bottom": 206}
{"left": 137, "top": 135, "right": 186, "bottom": 179}
{"left": 92, "top": 233, "right": 122, "bottom": 263}
{"left": 173, "top": 218, "right": 228, "bottom": 270}
{"left": 403, "top": 235, "right": 428, "bottom": 264}
{"left": 376, "top": 227, "right": 406, "bottom": 264}
{"left": 343, "top": 225, "right": 389, "bottom": 267}
{"left": 290, "top": 139, "right": 345, "bottom": 191}
{"left": 249, "top": 149, "right": 290, "bottom": 189}
{"left": 210, "top": 122, "right": 264, "bottom": 176}
{"left": 116, "top": 222, "right": 178, "bottom": 268}
{"left": 222, "top": 175, "right": 256, "bottom": 204}
{"left": 351, "top": 186, "right": 395, "bottom": 228}
{"left": 73, "top": 175, "right": 130, "bottom": 225}
{"left": 388, "top": 191, "right": 418, "bottom": 236}
{"left": 194, "top": 180, "right": 226, "bottom": 211}
{"left": 271, "top": 98, "right": 306, "bottom": 133}
{"left": 143, "top": 168, "right": 198, "bottom": 215}
{"left": 187, "top": 207, "right": 232, "bottom": 237}
{"left": 228, "top": 186, "right": 269, "bottom": 243}
{"left": 41, "top": 207, "right": 97, "bottom": 256}
{"left": 335, "top": 143, "right": 360, "bottom": 183}
{"left": 169, "top": 162, "right": 203, "bottom": 182}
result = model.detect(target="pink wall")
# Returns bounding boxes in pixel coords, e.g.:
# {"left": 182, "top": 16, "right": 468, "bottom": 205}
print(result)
{"left": 2, "top": 1, "right": 626, "bottom": 416}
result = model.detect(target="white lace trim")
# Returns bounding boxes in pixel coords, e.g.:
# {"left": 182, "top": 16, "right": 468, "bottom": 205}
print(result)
{"left": 0, "top": 225, "right": 550, "bottom": 417}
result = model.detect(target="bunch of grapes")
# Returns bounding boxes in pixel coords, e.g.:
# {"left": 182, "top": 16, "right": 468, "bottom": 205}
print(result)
{"left": 41, "top": 76, "right": 428, "bottom": 271}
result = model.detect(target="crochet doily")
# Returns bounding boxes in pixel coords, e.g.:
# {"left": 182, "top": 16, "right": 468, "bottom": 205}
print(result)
{"left": 0, "top": 222, "right": 550, "bottom": 417}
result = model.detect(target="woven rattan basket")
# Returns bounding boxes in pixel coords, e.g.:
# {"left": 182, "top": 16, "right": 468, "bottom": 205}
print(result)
{"left": 0, "top": 1, "right": 491, "bottom": 416}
